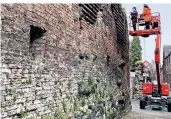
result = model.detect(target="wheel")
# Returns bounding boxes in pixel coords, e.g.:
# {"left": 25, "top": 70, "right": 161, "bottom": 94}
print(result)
{"left": 167, "top": 99, "right": 171, "bottom": 112}
{"left": 140, "top": 99, "right": 146, "bottom": 109}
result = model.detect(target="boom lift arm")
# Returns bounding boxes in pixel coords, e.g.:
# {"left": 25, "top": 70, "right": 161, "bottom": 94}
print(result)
{"left": 155, "top": 34, "right": 162, "bottom": 95}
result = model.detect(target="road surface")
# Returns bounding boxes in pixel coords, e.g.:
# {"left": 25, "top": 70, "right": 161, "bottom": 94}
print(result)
{"left": 122, "top": 99, "right": 171, "bottom": 119}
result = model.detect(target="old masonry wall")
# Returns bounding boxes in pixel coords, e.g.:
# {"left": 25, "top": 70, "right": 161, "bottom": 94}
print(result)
{"left": 1, "top": 4, "right": 131, "bottom": 119}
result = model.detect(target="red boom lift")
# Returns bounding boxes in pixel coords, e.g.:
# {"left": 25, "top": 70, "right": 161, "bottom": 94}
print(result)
{"left": 129, "top": 12, "right": 171, "bottom": 111}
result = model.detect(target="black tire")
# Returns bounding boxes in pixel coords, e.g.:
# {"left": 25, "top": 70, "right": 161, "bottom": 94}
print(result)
{"left": 167, "top": 99, "right": 171, "bottom": 112}
{"left": 140, "top": 99, "right": 146, "bottom": 109}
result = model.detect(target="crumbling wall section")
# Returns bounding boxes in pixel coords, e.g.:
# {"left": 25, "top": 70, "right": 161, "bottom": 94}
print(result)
{"left": 1, "top": 4, "right": 130, "bottom": 119}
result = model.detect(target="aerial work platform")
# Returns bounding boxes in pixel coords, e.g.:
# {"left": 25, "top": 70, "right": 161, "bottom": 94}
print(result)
{"left": 129, "top": 12, "right": 161, "bottom": 37}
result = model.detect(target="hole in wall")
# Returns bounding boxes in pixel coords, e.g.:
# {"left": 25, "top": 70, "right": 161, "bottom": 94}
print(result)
{"left": 105, "top": 31, "right": 108, "bottom": 37}
{"left": 117, "top": 79, "right": 122, "bottom": 88}
{"left": 79, "top": 53, "right": 84, "bottom": 60}
{"left": 101, "top": 34, "right": 104, "bottom": 39}
{"left": 54, "top": 81, "right": 58, "bottom": 85}
{"left": 29, "top": 25, "right": 46, "bottom": 48}
{"left": 122, "top": 92, "right": 125, "bottom": 96}
{"left": 117, "top": 49, "right": 119, "bottom": 54}
{"left": 106, "top": 55, "right": 110, "bottom": 66}
{"left": 118, "top": 99, "right": 125, "bottom": 104}
{"left": 85, "top": 55, "right": 89, "bottom": 60}
{"left": 79, "top": 18, "right": 84, "bottom": 30}
{"left": 59, "top": 89, "right": 62, "bottom": 97}
{"left": 93, "top": 54, "right": 97, "bottom": 62}
{"left": 79, "top": 53, "right": 89, "bottom": 60}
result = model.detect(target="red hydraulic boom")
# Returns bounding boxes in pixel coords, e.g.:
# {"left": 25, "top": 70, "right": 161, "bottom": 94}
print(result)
{"left": 155, "top": 34, "right": 162, "bottom": 94}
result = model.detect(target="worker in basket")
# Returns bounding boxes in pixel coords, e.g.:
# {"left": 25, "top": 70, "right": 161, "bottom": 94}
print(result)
{"left": 142, "top": 4, "right": 152, "bottom": 30}
{"left": 130, "top": 7, "right": 138, "bottom": 31}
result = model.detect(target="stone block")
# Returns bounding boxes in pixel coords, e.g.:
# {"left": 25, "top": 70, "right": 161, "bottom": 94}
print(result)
{"left": 5, "top": 95, "right": 12, "bottom": 101}
{"left": 4, "top": 117, "right": 12, "bottom": 119}
{"left": 1, "top": 112, "right": 8, "bottom": 118}
{"left": 34, "top": 100, "right": 41, "bottom": 105}
{"left": 1, "top": 68, "right": 11, "bottom": 74}
{"left": 16, "top": 98, "right": 26, "bottom": 103}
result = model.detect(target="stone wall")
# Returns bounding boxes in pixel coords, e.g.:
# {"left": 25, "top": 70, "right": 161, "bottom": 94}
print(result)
{"left": 1, "top": 4, "right": 131, "bottom": 119}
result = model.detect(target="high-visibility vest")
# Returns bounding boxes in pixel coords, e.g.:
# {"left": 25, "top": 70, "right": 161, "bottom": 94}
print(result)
{"left": 143, "top": 8, "right": 152, "bottom": 21}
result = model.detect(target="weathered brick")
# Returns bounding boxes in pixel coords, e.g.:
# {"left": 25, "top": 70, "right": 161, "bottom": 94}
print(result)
{"left": 1, "top": 3, "right": 130, "bottom": 119}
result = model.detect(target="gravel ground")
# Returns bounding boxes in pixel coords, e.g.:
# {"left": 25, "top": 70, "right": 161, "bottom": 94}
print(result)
{"left": 122, "top": 99, "right": 171, "bottom": 119}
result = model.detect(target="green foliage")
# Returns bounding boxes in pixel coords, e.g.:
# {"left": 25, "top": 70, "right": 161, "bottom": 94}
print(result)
{"left": 73, "top": 97, "right": 79, "bottom": 111}
{"left": 12, "top": 117, "right": 17, "bottom": 119}
{"left": 68, "top": 80, "right": 72, "bottom": 90}
{"left": 12, "top": 33, "right": 17, "bottom": 40}
{"left": 54, "top": 109, "right": 62, "bottom": 118}
{"left": 27, "top": 117, "right": 35, "bottom": 119}
{"left": 10, "top": 79, "right": 13, "bottom": 85}
{"left": 19, "top": 112, "right": 28, "bottom": 118}
{"left": 54, "top": 109, "right": 67, "bottom": 119}
{"left": 26, "top": 78, "right": 32, "bottom": 84}
{"left": 48, "top": 76, "right": 118, "bottom": 119}
{"left": 22, "top": 78, "right": 32, "bottom": 85}
{"left": 82, "top": 98, "right": 86, "bottom": 107}
{"left": 19, "top": 91, "right": 24, "bottom": 96}
{"left": 130, "top": 36, "right": 142, "bottom": 71}
{"left": 13, "top": 95, "right": 17, "bottom": 102}
{"left": 62, "top": 101, "right": 68, "bottom": 113}
{"left": 41, "top": 115, "right": 52, "bottom": 119}
{"left": 6, "top": 88, "right": 12, "bottom": 94}
{"left": 78, "top": 77, "right": 97, "bottom": 97}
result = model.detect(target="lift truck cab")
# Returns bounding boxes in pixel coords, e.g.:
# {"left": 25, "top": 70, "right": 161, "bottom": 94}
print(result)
{"left": 129, "top": 12, "right": 171, "bottom": 112}
{"left": 141, "top": 81, "right": 171, "bottom": 111}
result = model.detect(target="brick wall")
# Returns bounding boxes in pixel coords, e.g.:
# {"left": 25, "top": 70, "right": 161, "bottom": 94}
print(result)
{"left": 1, "top": 4, "right": 130, "bottom": 119}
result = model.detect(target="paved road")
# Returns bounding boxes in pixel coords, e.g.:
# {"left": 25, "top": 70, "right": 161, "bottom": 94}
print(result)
{"left": 122, "top": 99, "right": 171, "bottom": 119}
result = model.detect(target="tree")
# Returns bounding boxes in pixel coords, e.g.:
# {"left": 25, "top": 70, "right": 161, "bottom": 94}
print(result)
{"left": 130, "top": 36, "right": 142, "bottom": 71}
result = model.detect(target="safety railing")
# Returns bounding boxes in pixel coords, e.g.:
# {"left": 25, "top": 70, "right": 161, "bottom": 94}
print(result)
{"left": 128, "top": 12, "right": 161, "bottom": 31}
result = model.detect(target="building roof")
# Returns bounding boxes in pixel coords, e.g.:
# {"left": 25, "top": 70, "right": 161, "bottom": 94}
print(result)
{"left": 163, "top": 45, "right": 171, "bottom": 59}
{"left": 164, "top": 45, "right": 171, "bottom": 50}
{"left": 165, "top": 52, "right": 171, "bottom": 59}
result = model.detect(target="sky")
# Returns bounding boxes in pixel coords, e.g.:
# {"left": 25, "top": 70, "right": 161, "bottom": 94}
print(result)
{"left": 124, "top": 4, "right": 171, "bottom": 65}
